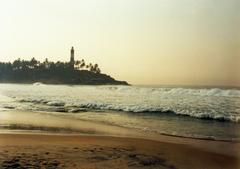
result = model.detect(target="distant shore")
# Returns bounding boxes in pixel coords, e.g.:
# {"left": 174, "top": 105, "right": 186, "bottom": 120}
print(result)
{"left": 0, "top": 56, "right": 129, "bottom": 85}
{"left": 0, "top": 133, "right": 239, "bottom": 169}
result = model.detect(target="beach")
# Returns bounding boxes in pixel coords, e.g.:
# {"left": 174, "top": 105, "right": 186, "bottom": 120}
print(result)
{"left": 0, "top": 84, "right": 240, "bottom": 168}
{"left": 0, "top": 133, "right": 239, "bottom": 169}
{"left": 1, "top": 0, "right": 239, "bottom": 168}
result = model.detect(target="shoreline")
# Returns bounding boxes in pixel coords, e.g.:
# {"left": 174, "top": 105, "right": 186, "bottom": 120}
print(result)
{"left": 1, "top": 128, "right": 240, "bottom": 143}
{"left": 1, "top": 110, "right": 240, "bottom": 159}
{"left": 0, "top": 133, "right": 239, "bottom": 169}
{"left": 160, "top": 132, "right": 240, "bottom": 143}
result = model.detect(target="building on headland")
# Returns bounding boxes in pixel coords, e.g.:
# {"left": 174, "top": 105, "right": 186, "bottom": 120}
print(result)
{"left": 70, "top": 46, "right": 75, "bottom": 63}
{"left": 70, "top": 46, "right": 75, "bottom": 69}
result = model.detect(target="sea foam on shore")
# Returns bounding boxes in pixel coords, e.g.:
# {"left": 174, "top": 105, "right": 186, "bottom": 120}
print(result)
{"left": 0, "top": 84, "right": 240, "bottom": 141}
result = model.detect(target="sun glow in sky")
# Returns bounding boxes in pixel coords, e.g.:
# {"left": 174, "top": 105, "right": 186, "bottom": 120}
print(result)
{"left": 0, "top": 0, "right": 239, "bottom": 86}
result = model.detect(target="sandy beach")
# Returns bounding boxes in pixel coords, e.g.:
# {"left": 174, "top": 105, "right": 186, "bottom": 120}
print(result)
{"left": 0, "top": 85, "right": 240, "bottom": 169}
{"left": 1, "top": 0, "right": 240, "bottom": 167}
{"left": 0, "top": 133, "right": 239, "bottom": 169}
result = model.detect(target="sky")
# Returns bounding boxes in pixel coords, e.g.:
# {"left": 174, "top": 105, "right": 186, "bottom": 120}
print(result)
{"left": 0, "top": 0, "right": 239, "bottom": 86}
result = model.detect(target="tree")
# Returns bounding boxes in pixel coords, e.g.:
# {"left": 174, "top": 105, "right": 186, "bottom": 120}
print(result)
{"left": 0, "top": 56, "right": 104, "bottom": 84}
{"left": 74, "top": 60, "right": 81, "bottom": 70}
{"left": 43, "top": 58, "right": 50, "bottom": 69}
{"left": 30, "top": 57, "right": 38, "bottom": 69}
{"left": 80, "top": 59, "right": 85, "bottom": 69}
{"left": 13, "top": 58, "right": 21, "bottom": 70}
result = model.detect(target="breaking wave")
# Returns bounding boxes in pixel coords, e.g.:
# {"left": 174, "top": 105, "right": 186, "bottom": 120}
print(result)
{"left": 6, "top": 97, "right": 240, "bottom": 123}
{"left": 1, "top": 84, "right": 240, "bottom": 123}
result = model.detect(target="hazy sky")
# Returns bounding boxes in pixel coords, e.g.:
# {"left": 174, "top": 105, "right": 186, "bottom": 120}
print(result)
{"left": 0, "top": 0, "right": 239, "bottom": 86}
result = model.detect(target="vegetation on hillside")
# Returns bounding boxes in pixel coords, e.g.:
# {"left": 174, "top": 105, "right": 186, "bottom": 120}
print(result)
{"left": 0, "top": 58, "right": 128, "bottom": 85}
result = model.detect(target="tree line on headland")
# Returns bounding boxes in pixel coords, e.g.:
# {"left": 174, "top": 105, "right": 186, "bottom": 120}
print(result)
{"left": 5, "top": 58, "right": 100, "bottom": 73}
{"left": 0, "top": 58, "right": 128, "bottom": 85}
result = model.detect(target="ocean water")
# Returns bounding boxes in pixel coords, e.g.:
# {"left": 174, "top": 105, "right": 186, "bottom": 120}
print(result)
{"left": 0, "top": 83, "right": 240, "bottom": 141}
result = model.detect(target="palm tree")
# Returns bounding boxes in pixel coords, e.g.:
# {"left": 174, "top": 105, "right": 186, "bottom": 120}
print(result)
{"left": 88, "top": 63, "right": 94, "bottom": 72}
{"left": 30, "top": 57, "right": 38, "bottom": 69}
{"left": 91, "top": 64, "right": 101, "bottom": 73}
{"left": 13, "top": 58, "right": 21, "bottom": 70}
{"left": 43, "top": 58, "right": 50, "bottom": 69}
{"left": 74, "top": 60, "right": 81, "bottom": 70}
{"left": 80, "top": 59, "right": 85, "bottom": 69}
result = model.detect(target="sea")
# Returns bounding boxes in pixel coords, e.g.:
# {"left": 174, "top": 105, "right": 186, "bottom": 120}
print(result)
{"left": 0, "top": 83, "right": 240, "bottom": 141}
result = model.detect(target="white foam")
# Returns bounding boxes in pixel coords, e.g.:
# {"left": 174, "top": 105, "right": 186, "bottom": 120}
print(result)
{"left": 47, "top": 101, "right": 65, "bottom": 107}
{"left": 0, "top": 84, "right": 239, "bottom": 122}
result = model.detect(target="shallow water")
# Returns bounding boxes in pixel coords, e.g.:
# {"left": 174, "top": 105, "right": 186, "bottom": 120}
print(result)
{"left": 0, "top": 83, "right": 239, "bottom": 141}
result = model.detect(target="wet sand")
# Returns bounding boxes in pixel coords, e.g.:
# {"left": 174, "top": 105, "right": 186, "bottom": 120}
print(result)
{"left": 0, "top": 133, "right": 239, "bottom": 169}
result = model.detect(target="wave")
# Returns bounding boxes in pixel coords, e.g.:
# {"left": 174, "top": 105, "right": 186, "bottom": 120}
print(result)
{"left": 2, "top": 85, "right": 240, "bottom": 123}
{"left": 33, "top": 82, "right": 45, "bottom": 86}
{"left": 95, "top": 85, "right": 240, "bottom": 97}
{"left": 11, "top": 98, "right": 240, "bottom": 123}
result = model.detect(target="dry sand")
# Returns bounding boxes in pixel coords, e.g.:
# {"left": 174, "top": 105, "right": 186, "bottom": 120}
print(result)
{"left": 0, "top": 133, "right": 239, "bottom": 169}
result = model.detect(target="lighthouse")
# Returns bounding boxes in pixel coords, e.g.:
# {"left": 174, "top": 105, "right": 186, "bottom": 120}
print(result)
{"left": 70, "top": 46, "right": 75, "bottom": 64}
